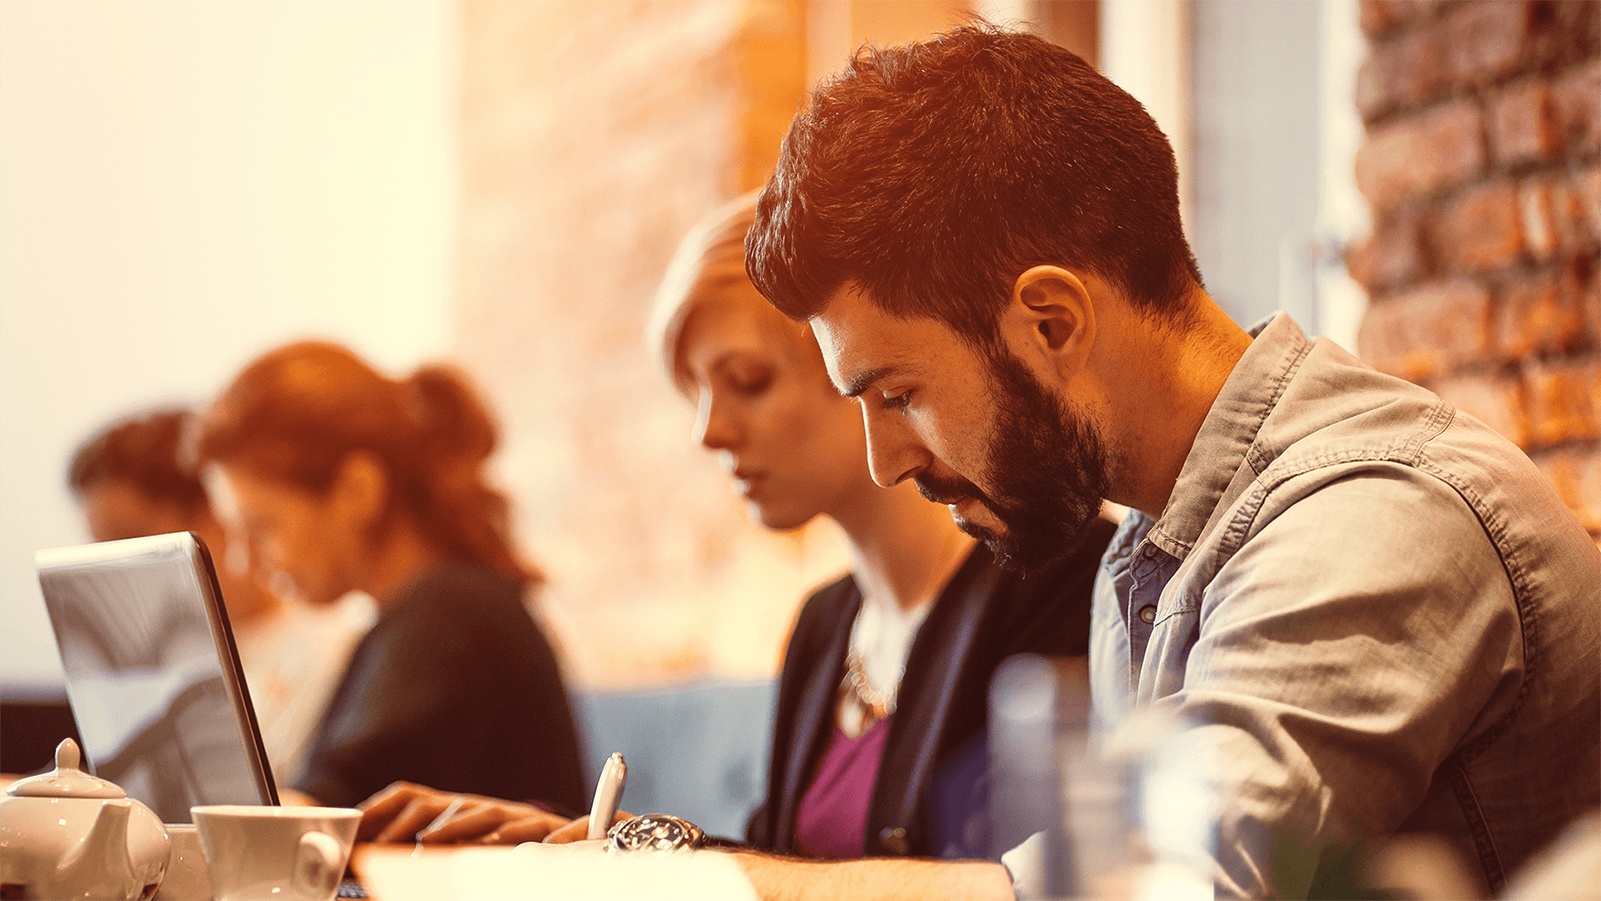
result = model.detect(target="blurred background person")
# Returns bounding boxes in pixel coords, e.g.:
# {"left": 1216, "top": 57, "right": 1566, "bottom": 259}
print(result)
{"left": 67, "top": 407, "right": 366, "bottom": 787}
{"left": 193, "top": 341, "right": 588, "bottom": 812}
{"left": 362, "top": 193, "right": 1117, "bottom": 859}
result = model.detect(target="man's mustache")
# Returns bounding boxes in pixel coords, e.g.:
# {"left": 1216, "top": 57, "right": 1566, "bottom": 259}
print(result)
{"left": 914, "top": 471, "right": 985, "bottom": 507}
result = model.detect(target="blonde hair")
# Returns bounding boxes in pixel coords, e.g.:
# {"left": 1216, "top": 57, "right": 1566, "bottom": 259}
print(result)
{"left": 646, "top": 191, "right": 814, "bottom": 394}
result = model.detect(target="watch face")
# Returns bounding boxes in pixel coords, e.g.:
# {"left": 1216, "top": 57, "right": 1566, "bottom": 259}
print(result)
{"left": 606, "top": 814, "right": 704, "bottom": 853}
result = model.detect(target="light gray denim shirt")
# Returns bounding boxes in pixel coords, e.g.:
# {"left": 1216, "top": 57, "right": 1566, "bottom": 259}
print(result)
{"left": 1086, "top": 313, "right": 1600, "bottom": 898}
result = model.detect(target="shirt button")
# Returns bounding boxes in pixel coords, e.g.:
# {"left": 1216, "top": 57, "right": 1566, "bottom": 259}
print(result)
{"left": 1138, "top": 605, "right": 1157, "bottom": 624}
{"left": 1142, "top": 545, "right": 1157, "bottom": 558}
{"left": 879, "top": 826, "right": 910, "bottom": 855}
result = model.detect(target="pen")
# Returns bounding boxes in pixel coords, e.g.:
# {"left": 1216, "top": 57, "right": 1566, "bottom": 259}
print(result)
{"left": 412, "top": 796, "right": 466, "bottom": 855}
{"left": 587, "top": 752, "right": 627, "bottom": 840}
{"left": 418, "top": 796, "right": 466, "bottom": 840}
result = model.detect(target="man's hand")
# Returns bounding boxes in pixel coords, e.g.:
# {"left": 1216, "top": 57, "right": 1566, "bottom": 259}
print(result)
{"left": 357, "top": 781, "right": 571, "bottom": 844}
{"left": 539, "top": 811, "right": 632, "bottom": 845}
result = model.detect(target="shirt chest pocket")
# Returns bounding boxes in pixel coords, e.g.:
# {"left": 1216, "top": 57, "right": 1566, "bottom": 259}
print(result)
{"left": 1132, "top": 599, "right": 1202, "bottom": 704}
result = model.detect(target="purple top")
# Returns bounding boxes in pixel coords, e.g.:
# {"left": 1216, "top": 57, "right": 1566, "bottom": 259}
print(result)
{"left": 792, "top": 716, "right": 892, "bottom": 858}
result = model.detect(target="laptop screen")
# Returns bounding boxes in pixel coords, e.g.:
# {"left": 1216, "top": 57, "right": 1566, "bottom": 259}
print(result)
{"left": 35, "top": 532, "right": 277, "bottom": 822}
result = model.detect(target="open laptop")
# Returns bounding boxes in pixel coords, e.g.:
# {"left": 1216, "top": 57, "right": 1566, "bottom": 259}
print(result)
{"left": 35, "top": 531, "right": 278, "bottom": 823}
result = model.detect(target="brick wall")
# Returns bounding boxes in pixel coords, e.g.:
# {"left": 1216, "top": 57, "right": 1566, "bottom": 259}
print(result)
{"left": 454, "top": 0, "right": 832, "bottom": 688}
{"left": 451, "top": 0, "right": 983, "bottom": 689}
{"left": 1348, "top": 0, "right": 1601, "bottom": 538}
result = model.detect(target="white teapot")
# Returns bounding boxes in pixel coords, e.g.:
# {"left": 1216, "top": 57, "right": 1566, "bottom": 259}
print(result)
{"left": 0, "top": 738, "right": 171, "bottom": 900}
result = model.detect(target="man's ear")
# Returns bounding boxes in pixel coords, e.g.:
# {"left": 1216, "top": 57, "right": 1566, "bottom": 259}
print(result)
{"left": 1004, "top": 265, "right": 1096, "bottom": 380}
{"left": 329, "top": 450, "right": 391, "bottom": 528}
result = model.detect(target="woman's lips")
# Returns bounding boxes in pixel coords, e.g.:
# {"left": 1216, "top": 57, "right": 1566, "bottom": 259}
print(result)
{"left": 731, "top": 470, "right": 764, "bottom": 497}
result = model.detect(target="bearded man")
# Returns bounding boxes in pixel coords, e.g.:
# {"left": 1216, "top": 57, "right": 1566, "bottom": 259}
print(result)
{"left": 736, "top": 23, "right": 1599, "bottom": 901}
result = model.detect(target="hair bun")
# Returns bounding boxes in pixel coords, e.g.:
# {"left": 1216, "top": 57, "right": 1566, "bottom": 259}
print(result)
{"left": 406, "top": 365, "right": 498, "bottom": 465}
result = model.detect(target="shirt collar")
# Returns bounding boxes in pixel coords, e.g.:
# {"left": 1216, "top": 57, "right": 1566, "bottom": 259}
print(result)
{"left": 1143, "top": 312, "right": 1312, "bottom": 560}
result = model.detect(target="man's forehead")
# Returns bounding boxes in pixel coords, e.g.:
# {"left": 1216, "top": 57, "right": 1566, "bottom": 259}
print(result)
{"left": 811, "top": 286, "right": 898, "bottom": 383}
{"left": 810, "top": 284, "right": 957, "bottom": 395}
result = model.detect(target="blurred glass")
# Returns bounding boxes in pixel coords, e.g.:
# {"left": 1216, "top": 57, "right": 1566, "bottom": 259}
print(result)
{"left": 990, "top": 653, "right": 1216, "bottom": 900}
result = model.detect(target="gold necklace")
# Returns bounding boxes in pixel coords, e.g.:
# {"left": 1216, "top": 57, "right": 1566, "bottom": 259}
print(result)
{"left": 842, "top": 649, "right": 900, "bottom": 721}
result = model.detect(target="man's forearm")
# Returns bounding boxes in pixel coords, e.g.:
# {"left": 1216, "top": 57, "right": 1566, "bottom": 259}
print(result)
{"left": 735, "top": 852, "right": 1013, "bottom": 901}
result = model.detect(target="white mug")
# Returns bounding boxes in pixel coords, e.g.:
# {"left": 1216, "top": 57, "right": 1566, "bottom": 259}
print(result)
{"left": 154, "top": 823, "right": 213, "bottom": 901}
{"left": 191, "top": 805, "right": 360, "bottom": 901}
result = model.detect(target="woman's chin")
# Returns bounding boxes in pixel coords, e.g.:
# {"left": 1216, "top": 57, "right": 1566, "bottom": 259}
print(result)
{"left": 748, "top": 501, "right": 817, "bottom": 534}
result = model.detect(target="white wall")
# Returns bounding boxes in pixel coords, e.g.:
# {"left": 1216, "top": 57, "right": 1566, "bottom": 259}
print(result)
{"left": 1189, "top": 0, "right": 1321, "bottom": 329}
{"left": 1103, "top": 0, "right": 1368, "bottom": 346}
{"left": 1099, "top": 0, "right": 1193, "bottom": 234}
{"left": 0, "top": 0, "right": 457, "bottom": 689}
{"left": 1314, "top": 0, "right": 1371, "bottom": 353}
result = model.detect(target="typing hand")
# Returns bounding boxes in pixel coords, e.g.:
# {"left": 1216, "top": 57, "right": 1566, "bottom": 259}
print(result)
{"left": 357, "top": 781, "right": 569, "bottom": 844}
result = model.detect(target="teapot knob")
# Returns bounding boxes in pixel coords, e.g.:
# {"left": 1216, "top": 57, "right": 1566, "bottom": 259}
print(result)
{"left": 7, "top": 737, "right": 124, "bottom": 799}
{"left": 55, "top": 738, "right": 82, "bottom": 772}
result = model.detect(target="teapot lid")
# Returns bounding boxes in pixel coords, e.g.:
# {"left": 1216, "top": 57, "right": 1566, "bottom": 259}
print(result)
{"left": 6, "top": 739, "right": 125, "bottom": 799}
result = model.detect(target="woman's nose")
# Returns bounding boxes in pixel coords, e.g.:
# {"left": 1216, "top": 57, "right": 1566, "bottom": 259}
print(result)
{"left": 693, "top": 391, "right": 740, "bottom": 451}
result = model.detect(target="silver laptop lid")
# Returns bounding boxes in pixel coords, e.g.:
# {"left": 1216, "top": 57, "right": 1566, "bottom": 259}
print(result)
{"left": 35, "top": 532, "right": 277, "bottom": 822}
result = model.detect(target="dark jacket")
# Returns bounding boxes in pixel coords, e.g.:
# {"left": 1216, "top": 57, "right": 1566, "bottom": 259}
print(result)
{"left": 746, "top": 516, "right": 1116, "bottom": 859}
{"left": 295, "top": 562, "right": 588, "bottom": 812}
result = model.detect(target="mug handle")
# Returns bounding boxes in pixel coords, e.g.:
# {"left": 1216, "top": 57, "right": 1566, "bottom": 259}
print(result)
{"left": 293, "top": 831, "right": 344, "bottom": 900}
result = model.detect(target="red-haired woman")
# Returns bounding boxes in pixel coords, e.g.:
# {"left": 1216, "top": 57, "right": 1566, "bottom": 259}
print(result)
{"left": 195, "top": 342, "right": 588, "bottom": 813}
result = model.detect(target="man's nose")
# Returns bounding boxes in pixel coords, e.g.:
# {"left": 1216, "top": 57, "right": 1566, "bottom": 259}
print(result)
{"left": 861, "top": 407, "right": 928, "bottom": 489}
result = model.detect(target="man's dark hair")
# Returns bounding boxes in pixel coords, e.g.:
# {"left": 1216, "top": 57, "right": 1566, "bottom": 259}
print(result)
{"left": 68, "top": 408, "right": 208, "bottom": 510}
{"left": 746, "top": 24, "right": 1202, "bottom": 345}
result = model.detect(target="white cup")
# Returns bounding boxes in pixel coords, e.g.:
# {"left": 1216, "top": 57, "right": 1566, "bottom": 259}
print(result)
{"left": 191, "top": 805, "right": 360, "bottom": 901}
{"left": 154, "top": 823, "right": 214, "bottom": 900}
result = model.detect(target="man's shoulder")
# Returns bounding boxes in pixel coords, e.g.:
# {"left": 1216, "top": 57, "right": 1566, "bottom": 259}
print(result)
{"left": 1260, "top": 340, "right": 1454, "bottom": 471}
{"left": 1245, "top": 342, "right": 1575, "bottom": 537}
{"left": 1252, "top": 374, "right": 1592, "bottom": 570}
{"left": 1199, "top": 406, "right": 1597, "bottom": 637}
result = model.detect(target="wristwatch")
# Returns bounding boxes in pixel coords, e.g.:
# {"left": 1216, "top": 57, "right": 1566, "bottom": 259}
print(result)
{"left": 605, "top": 813, "right": 705, "bottom": 853}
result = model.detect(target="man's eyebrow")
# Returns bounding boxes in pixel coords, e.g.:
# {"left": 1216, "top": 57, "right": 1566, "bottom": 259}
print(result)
{"left": 839, "top": 365, "right": 902, "bottom": 399}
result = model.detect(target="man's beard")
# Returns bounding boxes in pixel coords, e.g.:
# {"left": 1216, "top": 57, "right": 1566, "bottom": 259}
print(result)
{"left": 914, "top": 347, "right": 1111, "bottom": 572}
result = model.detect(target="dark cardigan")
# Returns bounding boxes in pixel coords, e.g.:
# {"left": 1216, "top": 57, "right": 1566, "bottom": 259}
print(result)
{"left": 295, "top": 562, "right": 588, "bottom": 812}
{"left": 745, "top": 516, "right": 1117, "bottom": 859}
